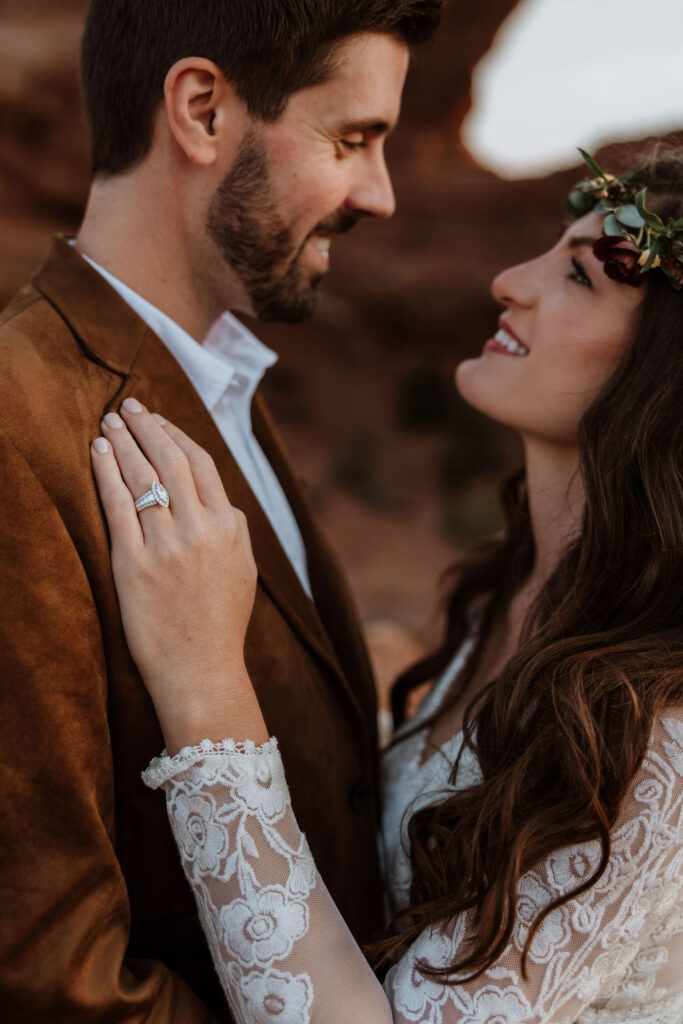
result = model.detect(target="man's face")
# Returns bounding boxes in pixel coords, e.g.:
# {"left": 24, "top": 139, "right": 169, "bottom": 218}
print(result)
{"left": 206, "top": 32, "right": 409, "bottom": 322}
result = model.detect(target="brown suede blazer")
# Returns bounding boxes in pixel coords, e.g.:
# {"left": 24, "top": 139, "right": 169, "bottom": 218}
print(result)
{"left": 0, "top": 238, "right": 383, "bottom": 1023}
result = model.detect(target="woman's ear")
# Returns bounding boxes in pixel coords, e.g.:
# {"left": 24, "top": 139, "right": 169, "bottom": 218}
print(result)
{"left": 164, "top": 57, "right": 242, "bottom": 167}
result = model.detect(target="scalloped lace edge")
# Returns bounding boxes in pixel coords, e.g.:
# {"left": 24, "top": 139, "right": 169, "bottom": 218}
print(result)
{"left": 141, "top": 735, "right": 280, "bottom": 789}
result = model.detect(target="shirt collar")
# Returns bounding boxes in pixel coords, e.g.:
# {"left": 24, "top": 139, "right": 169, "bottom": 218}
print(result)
{"left": 203, "top": 312, "right": 278, "bottom": 411}
{"left": 76, "top": 247, "right": 277, "bottom": 411}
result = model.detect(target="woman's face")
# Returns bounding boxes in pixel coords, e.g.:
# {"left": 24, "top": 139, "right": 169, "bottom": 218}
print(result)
{"left": 456, "top": 213, "right": 645, "bottom": 446}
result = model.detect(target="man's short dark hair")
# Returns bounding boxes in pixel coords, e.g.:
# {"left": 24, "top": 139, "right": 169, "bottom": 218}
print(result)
{"left": 81, "top": 0, "right": 442, "bottom": 178}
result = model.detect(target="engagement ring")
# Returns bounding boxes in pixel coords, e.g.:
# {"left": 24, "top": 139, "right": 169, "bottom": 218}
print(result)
{"left": 134, "top": 480, "right": 170, "bottom": 513}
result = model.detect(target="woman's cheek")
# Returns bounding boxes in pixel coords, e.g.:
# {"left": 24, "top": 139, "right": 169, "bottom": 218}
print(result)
{"left": 569, "top": 338, "right": 628, "bottom": 400}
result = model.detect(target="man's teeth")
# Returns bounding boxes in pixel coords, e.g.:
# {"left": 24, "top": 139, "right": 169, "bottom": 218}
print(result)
{"left": 310, "top": 236, "right": 331, "bottom": 253}
{"left": 494, "top": 328, "right": 529, "bottom": 355}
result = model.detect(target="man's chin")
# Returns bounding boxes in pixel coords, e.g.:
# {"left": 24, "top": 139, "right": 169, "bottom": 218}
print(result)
{"left": 253, "top": 279, "right": 323, "bottom": 324}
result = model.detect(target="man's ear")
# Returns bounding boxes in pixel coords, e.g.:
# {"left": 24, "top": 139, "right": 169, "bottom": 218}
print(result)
{"left": 164, "top": 57, "right": 243, "bottom": 167}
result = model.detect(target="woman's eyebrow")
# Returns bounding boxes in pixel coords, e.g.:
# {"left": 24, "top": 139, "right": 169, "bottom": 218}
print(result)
{"left": 568, "top": 236, "right": 599, "bottom": 249}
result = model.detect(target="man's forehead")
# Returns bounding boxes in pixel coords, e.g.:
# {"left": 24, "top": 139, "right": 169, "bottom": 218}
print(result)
{"left": 318, "top": 33, "right": 409, "bottom": 118}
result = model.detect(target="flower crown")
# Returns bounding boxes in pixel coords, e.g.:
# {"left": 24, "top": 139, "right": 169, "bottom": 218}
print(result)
{"left": 565, "top": 148, "right": 683, "bottom": 289}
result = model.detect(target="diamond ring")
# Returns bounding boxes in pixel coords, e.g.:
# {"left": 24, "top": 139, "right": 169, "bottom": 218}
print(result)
{"left": 134, "top": 480, "right": 170, "bottom": 513}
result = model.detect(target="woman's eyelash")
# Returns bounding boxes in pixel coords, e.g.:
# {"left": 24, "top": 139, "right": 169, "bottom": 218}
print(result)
{"left": 569, "top": 256, "right": 592, "bottom": 287}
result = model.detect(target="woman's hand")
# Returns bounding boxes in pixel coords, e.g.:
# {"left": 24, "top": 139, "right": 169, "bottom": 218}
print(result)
{"left": 91, "top": 398, "right": 268, "bottom": 754}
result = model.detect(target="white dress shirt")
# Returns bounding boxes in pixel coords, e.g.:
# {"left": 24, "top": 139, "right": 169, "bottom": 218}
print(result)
{"left": 78, "top": 250, "right": 313, "bottom": 599}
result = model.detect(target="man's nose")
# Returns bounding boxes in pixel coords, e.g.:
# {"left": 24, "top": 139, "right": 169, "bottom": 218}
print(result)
{"left": 346, "top": 154, "right": 396, "bottom": 221}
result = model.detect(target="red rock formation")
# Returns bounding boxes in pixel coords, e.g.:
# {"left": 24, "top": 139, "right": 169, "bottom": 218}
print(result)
{"left": 0, "top": 0, "right": 90, "bottom": 295}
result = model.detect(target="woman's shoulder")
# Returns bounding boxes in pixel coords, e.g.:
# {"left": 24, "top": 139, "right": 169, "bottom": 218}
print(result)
{"left": 648, "top": 707, "right": 683, "bottom": 772}
{"left": 617, "top": 707, "right": 683, "bottom": 842}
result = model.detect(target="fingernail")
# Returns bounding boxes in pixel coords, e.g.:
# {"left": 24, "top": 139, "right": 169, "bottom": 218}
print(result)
{"left": 103, "top": 412, "right": 123, "bottom": 429}
{"left": 152, "top": 413, "right": 167, "bottom": 426}
{"left": 92, "top": 437, "right": 109, "bottom": 454}
{"left": 122, "top": 397, "right": 143, "bottom": 414}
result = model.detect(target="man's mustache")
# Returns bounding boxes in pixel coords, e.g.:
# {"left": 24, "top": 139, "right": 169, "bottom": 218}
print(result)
{"left": 310, "top": 209, "right": 361, "bottom": 237}
{"left": 291, "top": 209, "right": 361, "bottom": 264}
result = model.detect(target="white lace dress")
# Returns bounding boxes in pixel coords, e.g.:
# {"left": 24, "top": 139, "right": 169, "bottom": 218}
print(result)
{"left": 142, "top": 640, "right": 683, "bottom": 1024}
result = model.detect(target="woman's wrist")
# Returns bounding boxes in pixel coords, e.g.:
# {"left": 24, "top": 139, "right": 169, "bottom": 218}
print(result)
{"left": 151, "top": 666, "right": 270, "bottom": 756}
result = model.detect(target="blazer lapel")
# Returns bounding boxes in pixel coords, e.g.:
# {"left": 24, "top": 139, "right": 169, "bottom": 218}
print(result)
{"left": 253, "top": 397, "right": 378, "bottom": 731}
{"left": 128, "top": 338, "right": 359, "bottom": 692}
{"left": 34, "top": 237, "right": 366, "bottom": 724}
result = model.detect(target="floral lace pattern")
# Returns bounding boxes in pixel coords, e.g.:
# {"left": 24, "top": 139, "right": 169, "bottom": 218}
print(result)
{"left": 143, "top": 738, "right": 320, "bottom": 1024}
{"left": 144, "top": 712, "right": 683, "bottom": 1023}
{"left": 383, "top": 713, "right": 683, "bottom": 1024}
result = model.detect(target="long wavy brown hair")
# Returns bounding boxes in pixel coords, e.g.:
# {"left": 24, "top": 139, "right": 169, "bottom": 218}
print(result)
{"left": 370, "top": 146, "right": 683, "bottom": 982}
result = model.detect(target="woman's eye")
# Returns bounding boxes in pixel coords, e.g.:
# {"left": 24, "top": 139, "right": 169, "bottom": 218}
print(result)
{"left": 568, "top": 257, "right": 592, "bottom": 288}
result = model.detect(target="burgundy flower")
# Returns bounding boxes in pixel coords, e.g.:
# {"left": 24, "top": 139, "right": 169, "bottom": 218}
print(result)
{"left": 592, "top": 235, "right": 645, "bottom": 287}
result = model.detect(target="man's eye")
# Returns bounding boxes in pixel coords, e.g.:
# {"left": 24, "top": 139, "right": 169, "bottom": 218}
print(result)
{"left": 340, "top": 139, "right": 366, "bottom": 152}
{"left": 568, "top": 257, "right": 592, "bottom": 288}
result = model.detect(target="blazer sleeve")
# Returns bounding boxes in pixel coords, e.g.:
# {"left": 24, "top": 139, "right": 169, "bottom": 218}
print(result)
{"left": 0, "top": 429, "right": 219, "bottom": 1023}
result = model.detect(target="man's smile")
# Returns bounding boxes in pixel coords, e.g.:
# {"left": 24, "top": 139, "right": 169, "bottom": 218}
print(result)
{"left": 305, "top": 235, "right": 333, "bottom": 268}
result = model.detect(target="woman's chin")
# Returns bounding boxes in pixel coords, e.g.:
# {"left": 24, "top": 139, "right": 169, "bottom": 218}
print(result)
{"left": 454, "top": 356, "right": 488, "bottom": 406}
{"left": 455, "top": 358, "right": 514, "bottom": 429}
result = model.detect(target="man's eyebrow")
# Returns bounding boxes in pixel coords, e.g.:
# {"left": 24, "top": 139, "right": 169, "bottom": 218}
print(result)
{"left": 568, "top": 236, "right": 598, "bottom": 250}
{"left": 335, "top": 118, "right": 392, "bottom": 137}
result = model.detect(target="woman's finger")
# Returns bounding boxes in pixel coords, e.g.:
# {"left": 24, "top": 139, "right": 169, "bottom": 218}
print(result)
{"left": 117, "top": 399, "right": 201, "bottom": 523}
{"left": 100, "top": 409, "right": 173, "bottom": 539}
{"left": 152, "top": 415, "right": 231, "bottom": 511}
{"left": 90, "top": 437, "right": 144, "bottom": 553}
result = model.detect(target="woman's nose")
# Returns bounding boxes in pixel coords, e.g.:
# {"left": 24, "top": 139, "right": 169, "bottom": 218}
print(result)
{"left": 491, "top": 259, "right": 538, "bottom": 309}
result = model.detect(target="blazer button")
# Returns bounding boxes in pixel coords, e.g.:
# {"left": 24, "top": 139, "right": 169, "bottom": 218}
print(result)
{"left": 348, "top": 778, "right": 372, "bottom": 812}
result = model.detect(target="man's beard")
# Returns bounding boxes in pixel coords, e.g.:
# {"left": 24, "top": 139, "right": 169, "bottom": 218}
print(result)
{"left": 206, "top": 128, "right": 359, "bottom": 323}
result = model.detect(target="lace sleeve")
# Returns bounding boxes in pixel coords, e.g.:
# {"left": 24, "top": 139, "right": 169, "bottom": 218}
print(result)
{"left": 143, "top": 715, "right": 683, "bottom": 1024}
{"left": 142, "top": 737, "right": 393, "bottom": 1024}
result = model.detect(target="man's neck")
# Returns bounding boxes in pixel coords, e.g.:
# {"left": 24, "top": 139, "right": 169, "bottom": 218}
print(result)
{"left": 75, "top": 176, "right": 238, "bottom": 342}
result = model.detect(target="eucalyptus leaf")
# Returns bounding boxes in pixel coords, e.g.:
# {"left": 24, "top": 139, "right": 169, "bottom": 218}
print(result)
{"left": 603, "top": 213, "right": 624, "bottom": 237}
{"left": 566, "top": 190, "right": 595, "bottom": 216}
{"left": 578, "top": 147, "right": 605, "bottom": 180}
{"left": 615, "top": 204, "right": 644, "bottom": 229}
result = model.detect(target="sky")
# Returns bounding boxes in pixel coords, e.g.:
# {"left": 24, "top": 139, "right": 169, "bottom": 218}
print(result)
{"left": 462, "top": 0, "right": 683, "bottom": 179}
